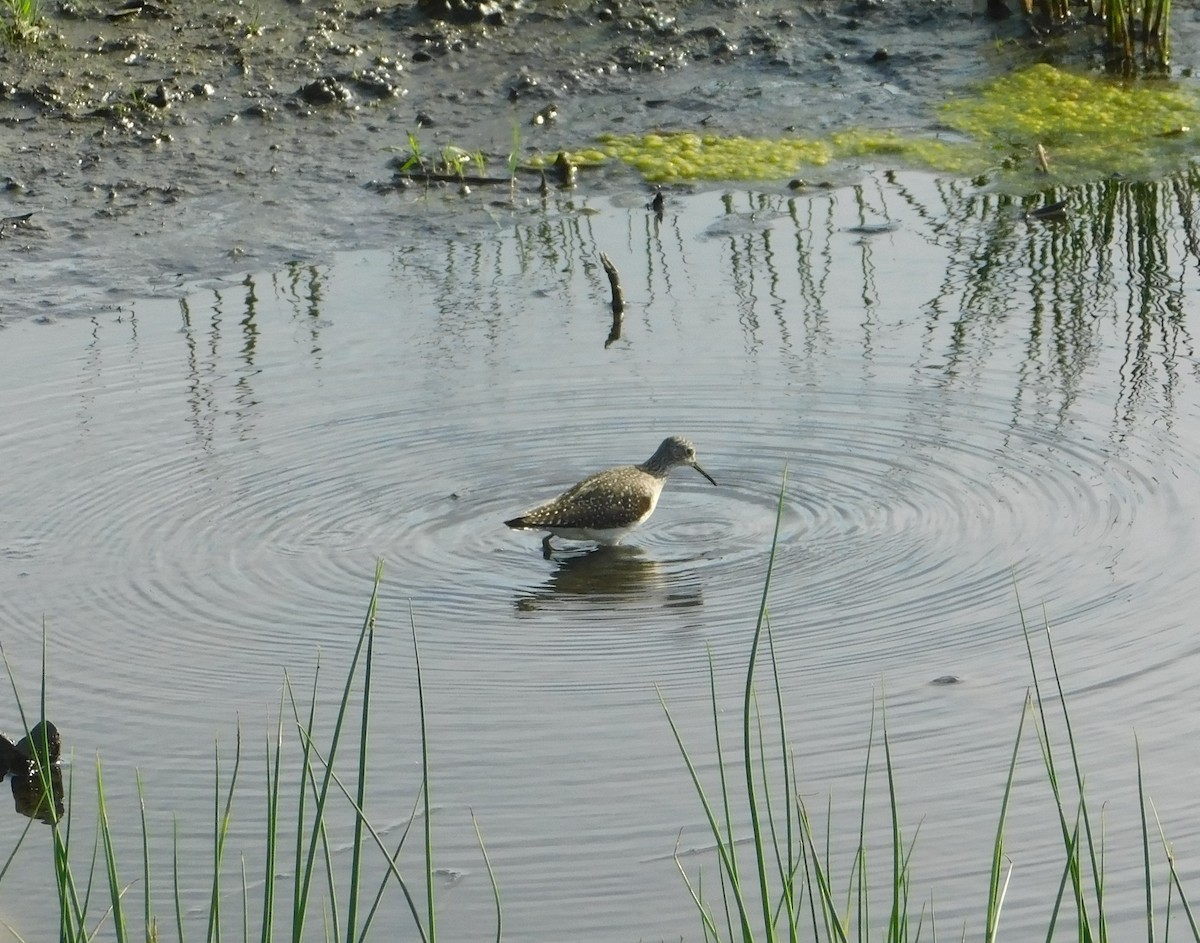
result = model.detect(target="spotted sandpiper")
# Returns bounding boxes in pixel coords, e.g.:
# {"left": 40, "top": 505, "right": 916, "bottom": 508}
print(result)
{"left": 504, "top": 435, "right": 717, "bottom": 554}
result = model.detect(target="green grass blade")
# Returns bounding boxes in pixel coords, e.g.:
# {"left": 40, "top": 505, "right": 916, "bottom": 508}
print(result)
{"left": 356, "top": 784, "right": 424, "bottom": 943}
{"left": 471, "top": 810, "right": 503, "bottom": 943}
{"left": 294, "top": 562, "right": 382, "bottom": 942}
{"left": 241, "top": 859, "right": 249, "bottom": 943}
{"left": 96, "top": 758, "right": 127, "bottom": 943}
{"left": 751, "top": 689, "right": 784, "bottom": 934}
{"left": 1137, "top": 739, "right": 1154, "bottom": 943}
{"left": 672, "top": 831, "right": 722, "bottom": 941}
{"left": 796, "top": 795, "right": 850, "bottom": 943}
{"left": 408, "top": 602, "right": 436, "bottom": 943}
{"left": 708, "top": 651, "right": 739, "bottom": 894}
{"left": 318, "top": 810, "right": 341, "bottom": 942}
{"left": 0, "top": 811, "right": 37, "bottom": 885}
{"left": 658, "top": 684, "right": 755, "bottom": 941}
{"left": 206, "top": 727, "right": 242, "bottom": 943}
{"left": 796, "top": 809, "right": 825, "bottom": 943}
{"left": 300, "top": 732, "right": 429, "bottom": 942}
{"left": 1039, "top": 605, "right": 1105, "bottom": 943}
{"left": 345, "top": 589, "right": 378, "bottom": 943}
{"left": 702, "top": 648, "right": 741, "bottom": 943}
{"left": 1016, "top": 583, "right": 1093, "bottom": 943}
{"left": 135, "top": 771, "right": 153, "bottom": 943}
{"left": 288, "top": 665, "right": 321, "bottom": 934}
{"left": 853, "top": 709, "right": 876, "bottom": 943}
{"left": 174, "top": 816, "right": 185, "bottom": 943}
{"left": 764, "top": 622, "right": 798, "bottom": 940}
{"left": 1152, "top": 802, "right": 1200, "bottom": 942}
{"left": 260, "top": 698, "right": 284, "bottom": 943}
{"left": 985, "top": 694, "right": 1029, "bottom": 943}
{"left": 742, "top": 466, "right": 789, "bottom": 943}
{"left": 881, "top": 703, "right": 904, "bottom": 943}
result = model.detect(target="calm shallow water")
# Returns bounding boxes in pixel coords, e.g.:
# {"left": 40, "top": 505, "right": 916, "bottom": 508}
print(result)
{"left": 3, "top": 171, "right": 1200, "bottom": 940}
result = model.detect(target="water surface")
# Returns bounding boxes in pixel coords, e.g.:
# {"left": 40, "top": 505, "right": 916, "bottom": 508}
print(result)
{"left": 2, "top": 172, "right": 1200, "bottom": 940}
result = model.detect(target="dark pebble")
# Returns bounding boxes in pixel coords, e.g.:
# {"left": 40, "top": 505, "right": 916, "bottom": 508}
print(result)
{"left": 298, "top": 76, "right": 351, "bottom": 105}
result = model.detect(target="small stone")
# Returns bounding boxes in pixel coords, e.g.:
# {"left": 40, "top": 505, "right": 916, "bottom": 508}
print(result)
{"left": 298, "top": 76, "right": 351, "bottom": 105}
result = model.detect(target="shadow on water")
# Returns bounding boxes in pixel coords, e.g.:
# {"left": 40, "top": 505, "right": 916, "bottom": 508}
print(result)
{"left": 513, "top": 545, "right": 703, "bottom": 613}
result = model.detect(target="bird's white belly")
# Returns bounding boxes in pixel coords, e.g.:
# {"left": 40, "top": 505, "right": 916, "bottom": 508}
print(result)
{"left": 547, "top": 523, "right": 639, "bottom": 545}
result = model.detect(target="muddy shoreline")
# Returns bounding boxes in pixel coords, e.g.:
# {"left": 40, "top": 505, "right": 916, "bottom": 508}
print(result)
{"left": 1, "top": 1, "right": 1197, "bottom": 321}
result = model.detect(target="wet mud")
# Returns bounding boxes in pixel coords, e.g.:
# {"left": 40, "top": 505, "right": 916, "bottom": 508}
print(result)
{"left": 1, "top": 0, "right": 1196, "bottom": 319}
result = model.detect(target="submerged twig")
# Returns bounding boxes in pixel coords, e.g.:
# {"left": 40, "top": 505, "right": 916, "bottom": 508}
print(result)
{"left": 599, "top": 251, "right": 625, "bottom": 346}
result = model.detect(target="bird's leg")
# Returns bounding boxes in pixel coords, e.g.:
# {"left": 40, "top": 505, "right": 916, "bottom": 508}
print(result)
{"left": 541, "top": 534, "right": 556, "bottom": 559}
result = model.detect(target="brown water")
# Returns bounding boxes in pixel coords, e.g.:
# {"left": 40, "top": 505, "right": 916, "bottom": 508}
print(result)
{"left": 3, "top": 170, "right": 1200, "bottom": 940}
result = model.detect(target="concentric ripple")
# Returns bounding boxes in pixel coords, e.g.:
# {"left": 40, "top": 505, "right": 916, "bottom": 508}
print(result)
{"left": 7, "top": 174, "right": 1200, "bottom": 943}
{"left": 2, "top": 222, "right": 1196, "bottom": 718}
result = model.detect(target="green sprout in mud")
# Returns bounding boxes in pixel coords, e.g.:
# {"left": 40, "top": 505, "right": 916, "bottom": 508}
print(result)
{"left": 400, "top": 130, "right": 424, "bottom": 173}
{"left": 398, "top": 133, "right": 491, "bottom": 181}
{"left": 243, "top": 7, "right": 264, "bottom": 38}
{"left": 440, "top": 145, "right": 476, "bottom": 179}
{"left": 508, "top": 124, "right": 522, "bottom": 180}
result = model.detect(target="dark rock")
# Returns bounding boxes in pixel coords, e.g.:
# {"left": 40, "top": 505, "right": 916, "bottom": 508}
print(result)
{"left": 986, "top": 0, "right": 1012, "bottom": 20}
{"left": 298, "top": 76, "right": 352, "bottom": 105}
{"left": 146, "top": 82, "right": 171, "bottom": 108}
{"left": 15, "top": 722, "right": 60, "bottom": 765}
{"left": 354, "top": 67, "right": 404, "bottom": 97}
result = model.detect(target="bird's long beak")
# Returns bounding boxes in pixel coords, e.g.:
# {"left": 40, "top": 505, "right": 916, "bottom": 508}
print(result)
{"left": 693, "top": 462, "right": 717, "bottom": 486}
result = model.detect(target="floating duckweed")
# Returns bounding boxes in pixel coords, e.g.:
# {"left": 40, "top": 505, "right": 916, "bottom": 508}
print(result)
{"left": 943, "top": 63, "right": 1196, "bottom": 144}
{"left": 526, "top": 149, "right": 609, "bottom": 170}
{"left": 595, "top": 65, "right": 1198, "bottom": 186}
{"left": 941, "top": 63, "right": 1200, "bottom": 178}
{"left": 598, "top": 131, "right": 831, "bottom": 183}
{"left": 574, "top": 148, "right": 609, "bottom": 165}
{"left": 830, "top": 130, "right": 980, "bottom": 174}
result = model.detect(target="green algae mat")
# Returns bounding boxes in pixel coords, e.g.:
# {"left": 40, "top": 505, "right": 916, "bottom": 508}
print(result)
{"left": 590, "top": 64, "right": 1199, "bottom": 185}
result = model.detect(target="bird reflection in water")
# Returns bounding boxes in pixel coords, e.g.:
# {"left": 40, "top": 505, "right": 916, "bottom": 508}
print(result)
{"left": 513, "top": 544, "right": 704, "bottom": 612}
{"left": 0, "top": 721, "right": 64, "bottom": 825}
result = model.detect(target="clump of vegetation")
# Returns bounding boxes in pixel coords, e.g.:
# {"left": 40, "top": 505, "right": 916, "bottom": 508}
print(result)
{"left": 1, "top": 563, "right": 500, "bottom": 943}
{"left": 3, "top": 530, "right": 1196, "bottom": 942}
{"left": 395, "top": 129, "right": 526, "bottom": 191}
{"left": 2, "top": 0, "right": 42, "bottom": 45}
{"left": 595, "top": 63, "right": 1198, "bottom": 185}
{"left": 661, "top": 478, "right": 1200, "bottom": 943}
{"left": 940, "top": 62, "right": 1196, "bottom": 177}
{"left": 598, "top": 132, "right": 830, "bottom": 183}
{"left": 1020, "top": 0, "right": 1171, "bottom": 71}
